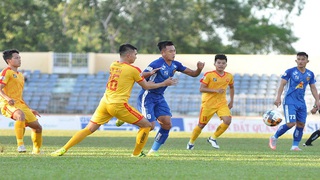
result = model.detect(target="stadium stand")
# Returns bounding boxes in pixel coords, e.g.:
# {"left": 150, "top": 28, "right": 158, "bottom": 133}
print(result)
{"left": 22, "top": 70, "right": 316, "bottom": 116}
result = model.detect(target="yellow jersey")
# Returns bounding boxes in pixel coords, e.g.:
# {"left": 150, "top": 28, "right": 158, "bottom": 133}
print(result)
{"left": 0, "top": 67, "right": 25, "bottom": 105}
{"left": 200, "top": 70, "right": 233, "bottom": 108}
{"left": 105, "top": 61, "right": 144, "bottom": 103}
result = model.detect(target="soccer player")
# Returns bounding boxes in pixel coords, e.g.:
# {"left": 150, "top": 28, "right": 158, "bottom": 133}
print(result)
{"left": 51, "top": 44, "right": 177, "bottom": 157}
{"left": 269, "top": 52, "right": 320, "bottom": 151}
{"left": 0, "top": 49, "right": 42, "bottom": 154}
{"left": 187, "top": 54, "right": 234, "bottom": 150}
{"left": 116, "top": 41, "right": 205, "bottom": 156}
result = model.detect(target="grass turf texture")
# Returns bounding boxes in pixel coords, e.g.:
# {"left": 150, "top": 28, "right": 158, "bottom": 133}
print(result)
{"left": 1, "top": 130, "right": 319, "bottom": 180}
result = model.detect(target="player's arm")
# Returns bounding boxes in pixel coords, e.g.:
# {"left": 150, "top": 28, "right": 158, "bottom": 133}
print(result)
{"left": 274, "top": 79, "right": 287, "bottom": 107}
{"left": 199, "top": 83, "right": 224, "bottom": 94}
{"left": 182, "top": 61, "right": 205, "bottom": 77}
{"left": 310, "top": 83, "right": 320, "bottom": 110}
{"left": 138, "top": 78, "right": 177, "bottom": 90}
{"left": 228, "top": 84, "right": 234, "bottom": 109}
{"left": 0, "top": 83, "right": 14, "bottom": 106}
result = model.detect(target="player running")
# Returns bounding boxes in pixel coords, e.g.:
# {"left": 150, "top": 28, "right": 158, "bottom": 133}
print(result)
{"left": 116, "top": 41, "right": 205, "bottom": 156}
{"left": 187, "top": 54, "right": 234, "bottom": 150}
{"left": 51, "top": 44, "right": 176, "bottom": 157}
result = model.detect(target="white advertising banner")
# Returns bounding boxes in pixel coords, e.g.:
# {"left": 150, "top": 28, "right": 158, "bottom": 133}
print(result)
{"left": 1, "top": 115, "right": 319, "bottom": 134}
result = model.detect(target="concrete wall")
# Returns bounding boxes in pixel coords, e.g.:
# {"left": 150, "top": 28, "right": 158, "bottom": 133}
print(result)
{"left": 1, "top": 52, "right": 319, "bottom": 76}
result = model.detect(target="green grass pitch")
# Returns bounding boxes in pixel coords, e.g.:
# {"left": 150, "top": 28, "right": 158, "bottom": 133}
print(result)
{"left": 0, "top": 130, "right": 319, "bottom": 180}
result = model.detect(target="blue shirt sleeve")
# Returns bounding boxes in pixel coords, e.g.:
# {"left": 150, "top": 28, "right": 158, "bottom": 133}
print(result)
{"left": 309, "top": 71, "right": 316, "bottom": 85}
{"left": 174, "top": 61, "right": 187, "bottom": 72}
{"left": 281, "top": 68, "right": 291, "bottom": 81}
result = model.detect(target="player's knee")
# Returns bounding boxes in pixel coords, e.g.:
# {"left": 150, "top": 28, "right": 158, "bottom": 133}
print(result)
{"left": 224, "top": 119, "right": 232, "bottom": 125}
{"left": 198, "top": 123, "right": 206, "bottom": 129}
{"left": 221, "top": 116, "right": 231, "bottom": 125}
{"left": 296, "top": 121, "right": 305, "bottom": 128}
{"left": 287, "top": 122, "right": 295, "bottom": 128}
{"left": 160, "top": 123, "right": 172, "bottom": 130}
{"left": 29, "top": 122, "right": 42, "bottom": 133}
{"left": 35, "top": 124, "right": 42, "bottom": 133}
{"left": 13, "top": 110, "right": 25, "bottom": 121}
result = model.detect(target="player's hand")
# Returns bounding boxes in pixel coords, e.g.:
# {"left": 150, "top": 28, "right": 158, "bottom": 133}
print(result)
{"left": 274, "top": 99, "right": 281, "bottom": 107}
{"left": 197, "top": 61, "right": 205, "bottom": 70}
{"left": 315, "top": 101, "right": 320, "bottom": 110}
{"left": 311, "top": 108, "right": 318, "bottom": 114}
{"left": 150, "top": 68, "right": 161, "bottom": 75}
{"left": 215, "top": 89, "right": 224, "bottom": 94}
{"left": 8, "top": 99, "right": 14, "bottom": 106}
{"left": 31, "top": 109, "right": 41, "bottom": 117}
{"left": 164, "top": 77, "right": 178, "bottom": 86}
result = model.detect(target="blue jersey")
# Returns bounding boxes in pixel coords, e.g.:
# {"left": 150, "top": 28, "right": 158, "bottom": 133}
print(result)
{"left": 282, "top": 67, "right": 316, "bottom": 105}
{"left": 137, "top": 57, "right": 187, "bottom": 121}
{"left": 140, "top": 57, "right": 187, "bottom": 95}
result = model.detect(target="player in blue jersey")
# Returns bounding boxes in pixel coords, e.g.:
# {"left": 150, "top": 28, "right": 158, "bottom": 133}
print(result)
{"left": 116, "top": 41, "right": 205, "bottom": 156}
{"left": 143, "top": 41, "right": 204, "bottom": 156}
{"left": 269, "top": 52, "right": 320, "bottom": 151}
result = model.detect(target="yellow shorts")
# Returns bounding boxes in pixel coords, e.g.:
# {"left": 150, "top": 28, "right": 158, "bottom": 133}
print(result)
{"left": 1, "top": 102, "right": 37, "bottom": 124}
{"left": 91, "top": 98, "right": 143, "bottom": 125}
{"left": 199, "top": 104, "right": 231, "bottom": 124}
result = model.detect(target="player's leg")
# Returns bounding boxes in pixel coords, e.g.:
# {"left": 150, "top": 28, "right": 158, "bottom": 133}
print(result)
{"left": 207, "top": 118, "right": 230, "bottom": 149}
{"left": 51, "top": 99, "right": 109, "bottom": 156}
{"left": 269, "top": 104, "right": 295, "bottom": 150}
{"left": 132, "top": 118, "right": 152, "bottom": 157}
{"left": 51, "top": 122, "right": 100, "bottom": 156}
{"left": 27, "top": 121, "right": 42, "bottom": 154}
{"left": 211, "top": 117, "right": 231, "bottom": 139}
{"left": 10, "top": 108, "right": 27, "bottom": 153}
{"left": 291, "top": 109, "right": 306, "bottom": 151}
{"left": 65, "top": 122, "right": 100, "bottom": 150}
{"left": 23, "top": 107, "right": 42, "bottom": 154}
{"left": 304, "top": 129, "right": 320, "bottom": 146}
{"left": 114, "top": 103, "right": 151, "bottom": 157}
{"left": 187, "top": 107, "right": 214, "bottom": 150}
{"left": 137, "top": 93, "right": 161, "bottom": 156}
{"left": 206, "top": 106, "right": 230, "bottom": 149}
{"left": 147, "top": 115, "right": 171, "bottom": 156}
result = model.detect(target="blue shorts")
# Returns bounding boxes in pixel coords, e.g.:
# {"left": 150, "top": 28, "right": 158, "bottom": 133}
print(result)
{"left": 137, "top": 92, "right": 172, "bottom": 122}
{"left": 283, "top": 104, "right": 307, "bottom": 124}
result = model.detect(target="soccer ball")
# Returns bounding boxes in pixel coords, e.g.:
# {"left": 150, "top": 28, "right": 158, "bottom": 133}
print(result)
{"left": 262, "top": 110, "right": 283, "bottom": 126}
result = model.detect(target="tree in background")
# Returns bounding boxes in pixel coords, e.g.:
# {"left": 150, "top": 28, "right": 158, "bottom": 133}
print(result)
{"left": 0, "top": 0, "right": 305, "bottom": 54}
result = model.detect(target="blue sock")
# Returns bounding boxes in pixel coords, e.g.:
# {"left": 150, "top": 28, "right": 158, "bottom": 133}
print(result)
{"left": 293, "top": 127, "right": 303, "bottom": 146}
{"left": 274, "top": 124, "right": 291, "bottom": 138}
{"left": 151, "top": 128, "right": 169, "bottom": 151}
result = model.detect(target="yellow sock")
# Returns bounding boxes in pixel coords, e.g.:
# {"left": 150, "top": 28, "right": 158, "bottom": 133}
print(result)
{"left": 63, "top": 128, "right": 92, "bottom": 151}
{"left": 213, "top": 123, "right": 229, "bottom": 139}
{"left": 31, "top": 132, "right": 42, "bottom": 152}
{"left": 189, "top": 126, "right": 202, "bottom": 144}
{"left": 14, "top": 120, "right": 25, "bottom": 146}
{"left": 132, "top": 127, "right": 151, "bottom": 155}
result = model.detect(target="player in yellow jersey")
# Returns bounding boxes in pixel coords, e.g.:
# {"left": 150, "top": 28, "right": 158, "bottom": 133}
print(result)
{"left": 0, "top": 49, "right": 42, "bottom": 154}
{"left": 51, "top": 44, "right": 177, "bottom": 157}
{"left": 187, "top": 54, "right": 234, "bottom": 150}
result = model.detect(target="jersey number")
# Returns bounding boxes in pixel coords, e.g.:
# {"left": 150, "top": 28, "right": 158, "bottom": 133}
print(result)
{"left": 108, "top": 73, "right": 120, "bottom": 91}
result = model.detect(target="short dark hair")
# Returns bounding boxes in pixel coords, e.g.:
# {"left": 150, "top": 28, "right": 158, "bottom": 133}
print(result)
{"left": 297, "top": 52, "right": 308, "bottom": 58}
{"left": 214, "top": 54, "right": 227, "bottom": 63}
{"left": 3, "top": 49, "right": 19, "bottom": 64}
{"left": 119, "top": 44, "right": 137, "bottom": 56}
{"left": 157, "top": 41, "right": 174, "bottom": 51}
